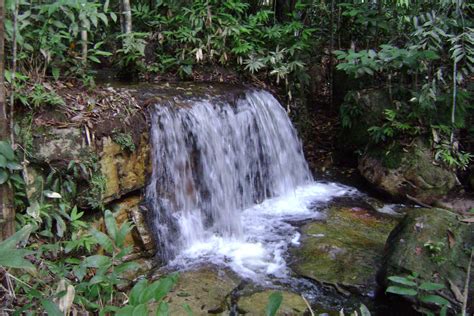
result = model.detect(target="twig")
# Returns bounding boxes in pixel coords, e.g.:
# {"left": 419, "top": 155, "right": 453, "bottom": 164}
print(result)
{"left": 6, "top": 271, "right": 32, "bottom": 289}
{"left": 301, "top": 294, "right": 315, "bottom": 316}
{"left": 461, "top": 248, "right": 473, "bottom": 316}
{"left": 406, "top": 194, "right": 433, "bottom": 208}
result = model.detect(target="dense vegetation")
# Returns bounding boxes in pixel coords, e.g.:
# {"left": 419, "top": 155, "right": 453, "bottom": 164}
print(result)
{"left": 0, "top": 0, "right": 473, "bottom": 314}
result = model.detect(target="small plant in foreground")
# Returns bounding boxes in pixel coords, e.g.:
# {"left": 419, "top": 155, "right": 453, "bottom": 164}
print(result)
{"left": 386, "top": 273, "right": 449, "bottom": 315}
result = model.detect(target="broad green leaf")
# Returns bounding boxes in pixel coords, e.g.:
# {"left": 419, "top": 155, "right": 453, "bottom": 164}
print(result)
{"left": 388, "top": 276, "right": 417, "bottom": 287}
{"left": 0, "top": 248, "right": 35, "bottom": 269}
{"left": 386, "top": 286, "right": 417, "bottom": 296}
{"left": 52, "top": 68, "right": 60, "bottom": 81}
{"left": 40, "top": 299, "right": 62, "bottom": 316}
{"left": 0, "top": 141, "right": 15, "bottom": 160}
{"left": 265, "top": 292, "right": 283, "bottom": 316}
{"left": 156, "top": 301, "right": 169, "bottom": 316}
{"left": 359, "top": 304, "right": 371, "bottom": 316}
{"left": 0, "top": 154, "right": 6, "bottom": 167}
{"left": 83, "top": 255, "right": 111, "bottom": 268}
{"left": 115, "top": 261, "right": 140, "bottom": 274}
{"left": 130, "top": 279, "right": 148, "bottom": 305}
{"left": 0, "top": 169, "right": 8, "bottom": 185}
{"left": 6, "top": 162, "right": 22, "bottom": 170}
{"left": 132, "top": 304, "right": 148, "bottom": 316}
{"left": 91, "top": 229, "right": 113, "bottom": 253}
{"left": 153, "top": 277, "right": 177, "bottom": 301}
{"left": 419, "top": 294, "right": 450, "bottom": 306}
{"left": 89, "top": 274, "right": 106, "bottom": 285}
{"left": 419, "top": 282, "right": 445, "bottom": 291}
{"left": 0, "top": 225, "right": 34, "bottom": 250}
{"left": 116, "top": 306, "right": 135, "bottom": 316}
{"left": 104, "top": 209, "right": 117, "bottom": 241}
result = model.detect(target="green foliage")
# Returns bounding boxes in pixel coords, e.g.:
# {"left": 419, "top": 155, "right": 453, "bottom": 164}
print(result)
{"left": 0, "top": 141, "right": 23, "bottom": 186}
{"left": 112, "top": 130, "right": 136, "bottom": 152}
{"left": 334, "top": 0, "right": 474, "bottom": 172}
{"left": 386, "top": 273, "right": 450, "bottom": 315}
{"left": 0, "top": 225, "right": 35, "bottom": 269}
{"left": 265, "top": 292, "right": 283, "bottom": 316}
{"left": 5, "top": 0, "right": 114, "bottom": 79}
{"left": 423, "top": 241, "right": 447, "bottom": 264}
{"left": 104, "top": 274, "right": 179, "bottom": 315}
{"left": 8, "top": 206, "right": 181, "bottom": 314}
{"left": 127, "top": 0, "right": 313, "bottom": 101}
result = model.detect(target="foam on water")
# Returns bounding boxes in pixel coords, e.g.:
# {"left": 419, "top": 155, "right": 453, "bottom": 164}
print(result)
{"left": 169, "top": 182, "right": 355, "bottom": 282}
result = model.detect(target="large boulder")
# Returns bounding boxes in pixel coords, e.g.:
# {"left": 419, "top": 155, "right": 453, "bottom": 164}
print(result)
{"left": 379, "top": 208, "right": 473, "bottom": 314}
{"left": 359, "top": 140, "right": 457, "bottom": 205}
{"left": 292, "top": 205, "right": 398, "bottom": 294}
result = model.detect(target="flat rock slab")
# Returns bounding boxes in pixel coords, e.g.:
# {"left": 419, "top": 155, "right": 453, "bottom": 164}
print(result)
{"left": 292, "top": 205, "right": 398, "bottom": 292}
{"left": 162, "top": 267, "right": 240, "bottom": 315}
{"left": 237, "top": 290, "right": 308, "bottom": 315}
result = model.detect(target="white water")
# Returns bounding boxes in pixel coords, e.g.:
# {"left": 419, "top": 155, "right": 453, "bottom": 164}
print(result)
{"left": 146, "top": 89, "right": 355, "bottom": 281}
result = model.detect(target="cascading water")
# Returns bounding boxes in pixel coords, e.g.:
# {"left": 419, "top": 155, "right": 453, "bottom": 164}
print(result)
{"left": 146, "top": 89, "right": 353, "bottom": 280}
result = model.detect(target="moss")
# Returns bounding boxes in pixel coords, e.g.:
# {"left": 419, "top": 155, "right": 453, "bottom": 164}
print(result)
{"left": 293, "top": 206, "right": 398, "bottom": 289}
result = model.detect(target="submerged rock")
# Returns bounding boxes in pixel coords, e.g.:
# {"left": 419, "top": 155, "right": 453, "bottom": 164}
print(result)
{"left": 359, "top": 140, "right": 456, "bottom": 205}
{"left": 292, "top": 205, "right": 398, "bottom": 293}
{"left": 379, "top": 208, "right": 473, "bottom": 314}
{"left": 237, "top": 290, "right": 308, "bottom": 315}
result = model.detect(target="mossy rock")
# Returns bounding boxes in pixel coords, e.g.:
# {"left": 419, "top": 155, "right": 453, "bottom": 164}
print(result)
{"left": 359, "top": 140, "right": 456, "bottom": 205}
{"left": 379, "top": 208, "right": 474, "bottom": 313}
{"left": 31, "top": 126, "right": 91, "bottom": 167}
{"left": 292, "top": 206, "right": 398, "bottom": 292}
{"left": 153, "top": 267, "right": 240, "bottom": 315}
{"left": 237, "top": 290, "right": 307, "bottom": 315}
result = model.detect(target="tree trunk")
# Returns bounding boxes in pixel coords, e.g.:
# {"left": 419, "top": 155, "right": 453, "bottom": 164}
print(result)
{"left": 122, "top": 0, "right": 132, "bottom": 34}
{"left": 10, "top": 0, "right": 18, "bottom": 146}
{"left": 0, "top": 0, "right": 15, "bottom": 240}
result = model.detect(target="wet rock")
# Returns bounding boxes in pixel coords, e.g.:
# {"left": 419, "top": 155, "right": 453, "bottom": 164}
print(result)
{"left": 359, "top": 140, "right": 456, "bottom": 205}
{"left": 292, "top": 206, "right": 398, "bottom": 293}
{"left": 237, "top": 290, "right": 308, "bottom": 315}
{"left": 379, "top": 208, "right": 473, "bottom": 314}
{"left": 100, "top": 133, "right": 151, "bottom": 203}
{"left": 159, "top": 267, "right": 240, "bottom": 315}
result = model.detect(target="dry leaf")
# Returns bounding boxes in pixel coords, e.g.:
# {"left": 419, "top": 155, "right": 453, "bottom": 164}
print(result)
{"left": 448, "top": 278, "right": 464, "bottom": 302}
{"left": 447, "top": 229, "right": 456, "bottom": 248}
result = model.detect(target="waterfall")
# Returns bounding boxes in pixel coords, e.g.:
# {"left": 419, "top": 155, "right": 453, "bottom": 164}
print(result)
{"left": 146, "top": 88, "right": 352, "bottom": 278}
{"left": 146, "top": 90, "right": 310, "bottom": 259}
